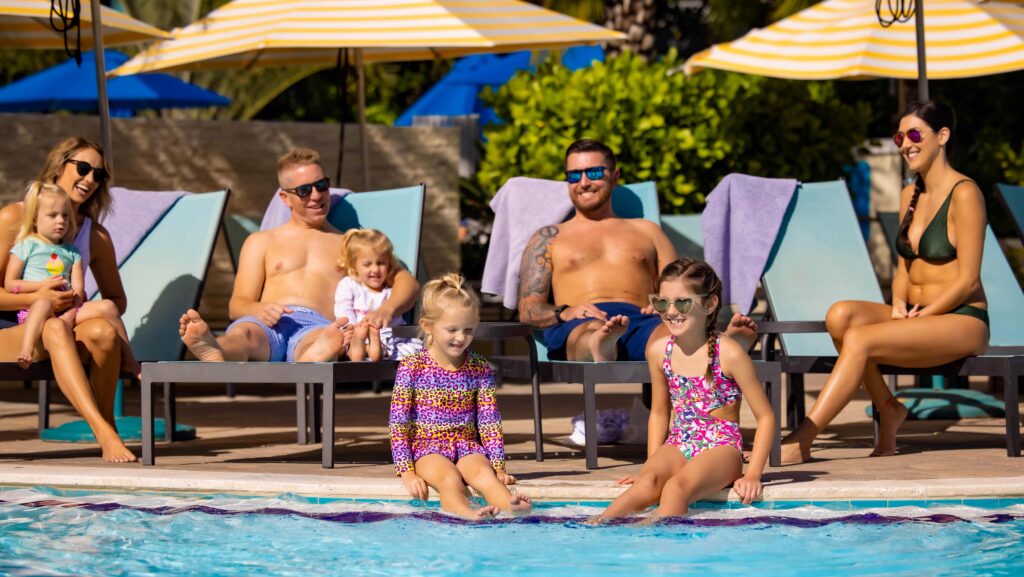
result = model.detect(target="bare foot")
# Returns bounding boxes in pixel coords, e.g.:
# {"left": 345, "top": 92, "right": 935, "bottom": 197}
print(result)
{"left": 504, "top": 492, "right": 533, "bottom": 515}
{"left": 97, "top": 432, "right": 137, "bottom": 463}
{"left": 367, "top": 325, "right": 382, "bottom": 361}
{"left": 179, "top": 309, "right": 224, "bottom": 362}
{"left": 779, "top": 440, "right": 810, "bottom": 465}
{"left": 454, "top": 505, "right": 499, "bottom": 520}
{"left": 348, "top": 323, "right": 368, "bottom": 361}
{"left": 870, "top": 398, "right": 908, "bottom": 457}
{"left": 16, "top": 348, "right": 34, "bottom": 370}
{"left": 121, "top": 344, "right": 142, "bottom": 381}
{"left": 587, "top": 315, "right": 629, "bottom": 362}
{"left": 297, "top": 318, "right": 351, "bottom": 362}
{"left": 724, "top": 312, "right": 758, "bottom": 351}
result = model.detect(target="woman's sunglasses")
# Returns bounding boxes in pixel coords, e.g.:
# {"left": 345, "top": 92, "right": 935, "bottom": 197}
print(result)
{"left": 282, "top": 177, "right": 330, "bottom": 198}
{"left": 66, "top": 159, "right": 108, "bottom": 184}
{"left": 565, "top": 166, "right": 606, "bottom": 184}
{"left": 892, "top": 128, "right": 928, "bottom": 147}
{"left": 648, "top": 294, "right": 706, "bottom": 315}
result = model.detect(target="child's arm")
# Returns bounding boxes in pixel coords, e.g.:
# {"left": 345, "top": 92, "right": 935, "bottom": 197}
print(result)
{"left": 475, "top": 361, "right": 507, "bottom": 476}
{"left": 719, "top": 336, "right": 776, "bottom": 504}
{"left": 333, "top": 277, "right": 358, "bottom": 322}
{"left": 645, "top": 337, "right": 671, "bottom": 457}
{"left": 70, "top": 259, "right": 85, "bottom": 307}
{"left": 3, "top": 254, "right": 56, "bottom": 293}
{"left": 389, "top": 360, "right": 426, "bottom": 498}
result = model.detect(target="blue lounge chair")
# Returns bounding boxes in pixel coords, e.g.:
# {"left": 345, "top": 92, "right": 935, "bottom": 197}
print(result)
{"left": 759, "top": 181, "right": 1023, "bottom": 456}
{"left": 223, "top": 213, "right": 260, "bottom": 272}
{"left": 140, "top": 184, "right": 427, "bottom": 467}
{"left": 490, "top": 183, "right": 783, "bottom": 469}
{"left": 995, "top": 183, "right": 1024, "bottom": 244}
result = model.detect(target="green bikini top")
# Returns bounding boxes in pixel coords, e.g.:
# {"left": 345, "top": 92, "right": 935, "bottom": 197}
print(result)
{"left": 896, "top": 179, "right": 973, "bottom": 263}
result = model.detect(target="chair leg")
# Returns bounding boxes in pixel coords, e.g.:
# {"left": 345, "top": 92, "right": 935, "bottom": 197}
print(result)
{"left": 787, "top": 373, "right": 806, "bottom": 429}
{"left": 531, "top": 361, "right": 543, "bottom": 462}
{"left": 322, "top": 380, "right": 335, "bottom": 468}
{"left": 583, "top": 378, "right": 598, "bottom": 470}
{"left": 372, "top": 379, "right": 382, "bottom": 394}
{"left": 1004, "top": 363, "right": 1021, "bottom": 457}
{"left": 226, "top": 383, "right": 237, "bottom": 398}
{"left": 312, "top": 383, "right": 323, "bottom": 444}
{"left": 162, "top": 383, "right": 176, "bottom": 442}
{"left": 22, "top": 379, "right": 30, "bottom": 390}
{"left": 142, "top": 377, "right": 155, "bottom": 466}
{"left": 296, "top": 383, "right": 308, "bottom": 445}
{"left": 642, "top": 382, "right": 652, "bottom": 410}
{"left": 767, "top": 371, "right": 782, "bottom": 468}
{"left": 37, "top": 379, "right": 50, "bottom": 433}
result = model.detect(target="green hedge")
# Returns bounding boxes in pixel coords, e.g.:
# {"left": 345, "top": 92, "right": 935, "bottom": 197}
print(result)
{"left": 478, "top": 50, "right": 871, "bottom": 213}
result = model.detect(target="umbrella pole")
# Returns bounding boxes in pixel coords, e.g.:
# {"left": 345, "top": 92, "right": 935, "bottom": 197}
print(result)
{"left": 356, "top": 48, "right": 370, "bottom": 191}
{"left": 89, "top": 0, "right": 113, "bottom": 170}
{"left": 914, "top": 1, "right": 929, "bottom": 101}
{"left": 337, "top": 48, "right": 349, "bottom": 185}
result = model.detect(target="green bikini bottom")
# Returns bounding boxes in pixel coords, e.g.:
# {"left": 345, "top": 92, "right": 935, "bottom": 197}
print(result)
{"left": 910, "top": 303, "right": 989, "bottom": 328}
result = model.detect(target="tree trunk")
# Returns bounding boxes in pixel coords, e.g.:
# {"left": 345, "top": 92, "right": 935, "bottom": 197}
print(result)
{"left": 604, "top": 0, "right": 657, "bottom": 60}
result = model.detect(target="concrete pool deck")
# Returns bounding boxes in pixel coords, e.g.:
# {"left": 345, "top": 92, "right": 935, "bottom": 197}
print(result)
{"left": 1, "top": 377, "right": 1022, "bottom": 502}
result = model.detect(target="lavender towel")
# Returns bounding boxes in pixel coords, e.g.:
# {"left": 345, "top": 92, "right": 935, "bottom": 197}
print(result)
{"left": 481, "top": 177, "right": 573, "bottom": 310}
{"left": 85, "top": 187, "right": 187, "bottom": 297}
{"left": 260, "top": 188, "right": 352, "bottom": 231}
{"left": 701, "top": 173, "right": 798, "bottom": 314}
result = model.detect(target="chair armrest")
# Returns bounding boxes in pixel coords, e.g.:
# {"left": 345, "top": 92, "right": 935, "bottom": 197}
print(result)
{"left": 391, "top": 322, "right": 536, "bottom": 340}
{"left": 758, "top": 321, "right": 828, "bottom": 334}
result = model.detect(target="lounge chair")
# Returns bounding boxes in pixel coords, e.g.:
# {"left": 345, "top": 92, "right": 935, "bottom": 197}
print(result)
{"left": 758, "top": 181, "right": 1022, "bottom": 456}
{"left": 490, "top": 183, "right": 783, "bottom": 469}
{"left": 995, "top": 183, "right": 1024, "bottom": 244}
{"left": 1, "top": 189, "right": 229, "bottom": 440}
{"left": 223, "top": 213, "right": 259, "bottom": 272}
{"left": 140, "top": 184, "right": 427, "bottom": 467}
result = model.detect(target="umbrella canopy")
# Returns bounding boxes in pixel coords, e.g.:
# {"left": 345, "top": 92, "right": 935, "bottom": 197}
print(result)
{"left": 685, "top": 0, "right": 1024, "bottom": 80}
{"left": 0, "top": 0, "right": 169, "bottom": 48}
{"left": 109, "top": 0, "right": 623, "bottom": 76}
{"left": 395, "top": 46, "right": 603, "bottom": 127}
{"left": 0, "top": 49, "right": 229, "bottom": 116}
{"left": 108, "top": 0, "right": 623, "bottom": 189}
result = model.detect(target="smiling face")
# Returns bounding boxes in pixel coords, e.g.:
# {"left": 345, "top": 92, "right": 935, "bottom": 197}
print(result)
{"left": 352, "top": 246, "right": 390, "bottom": 291}
{"left": 897, "top": 113, "right": 949, "bottom": 173}
{"left": 35, "top": 192, "right": 72, "bottom": 244}
{"left": 566, "top": 150, "right": 618, "bottom": 215}
{"left": 278, "top": 162, "right": 329, "bottom": 226}
{"left": 653, "top": 277, "right": 718, "bottom": 339}
{"left": 57, "top": 147, "right": 105, "bottom": 210}
{"left": 422, "top": 305, "right": 478, "bottom": 364}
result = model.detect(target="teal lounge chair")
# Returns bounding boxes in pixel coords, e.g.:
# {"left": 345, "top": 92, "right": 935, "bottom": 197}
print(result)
{"left": 759, "top": 181, "right": 1022, "bottom": 456}
{"left": 490, "top": 183, "right": 783, "bottom": 469}
{"left": 660, "top": 214, "right": 704, "bottom": 260}
{"left": 995, "top": 183, "right": 1024, "bottom": 244}
{"left": 223, "top": 213, "right": 260, "bottom": 271}
{"left": 140, "top": 184, "right": 427, "bottom": 467}
{"left": 30, "top": 190, "right": 230, "bottom": 440}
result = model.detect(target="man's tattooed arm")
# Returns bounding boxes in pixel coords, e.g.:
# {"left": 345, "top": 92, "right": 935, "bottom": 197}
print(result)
{"left": 518, "top": 226, "right": 560, "bottom": 328}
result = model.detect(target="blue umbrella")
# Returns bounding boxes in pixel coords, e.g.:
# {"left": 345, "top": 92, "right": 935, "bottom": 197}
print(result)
{"left": 0, "top": 49, "right": 229, "bottom": 116}
{"left": 395, "top": 46, "right": 603, "bottom": 127}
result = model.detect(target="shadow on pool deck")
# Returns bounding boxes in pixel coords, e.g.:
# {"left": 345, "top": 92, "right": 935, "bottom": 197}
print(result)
{"left": 0, "top": 375, "right": 1021, "bottom": 493}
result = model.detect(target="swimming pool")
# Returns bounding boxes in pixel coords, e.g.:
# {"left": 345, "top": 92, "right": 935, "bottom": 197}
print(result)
{"left": 1, "top": 487, "right": 1022, "bottom": 576}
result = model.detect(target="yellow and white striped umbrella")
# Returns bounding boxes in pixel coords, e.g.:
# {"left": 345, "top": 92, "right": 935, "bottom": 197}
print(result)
{"left": 685, "top": 0, "right": 1024, "bottom": 80}
{"left": 0, "top": 0, "right": 169, "bottom": 48}
{"left": 110, "top": 0, "right": 624, "bottom": 76}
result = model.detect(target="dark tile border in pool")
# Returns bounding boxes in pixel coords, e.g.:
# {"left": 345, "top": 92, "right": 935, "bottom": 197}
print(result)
{"left": 3, "top": 485, "right": 1023, "bottom": 511}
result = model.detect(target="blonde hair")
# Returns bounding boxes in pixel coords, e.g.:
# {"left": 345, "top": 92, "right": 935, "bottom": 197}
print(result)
{"left": 36, "top": 136, "right": 111, "bottom": 222}
{"left": 418, "top": 273, "right": 480, "bottom": 344}
{"left": 339, "top": 228, "right": 399, "bottom": 284}
{"left": 276, "top": 148, "right": 323, "bottom": 178}
{"left": 18, "top": 181, "right": 77, "bottom": 243}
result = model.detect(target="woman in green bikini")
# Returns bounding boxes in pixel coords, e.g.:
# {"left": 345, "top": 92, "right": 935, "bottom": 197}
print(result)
{"left": 781, "top": 99, "right": 989, "bottom": 464}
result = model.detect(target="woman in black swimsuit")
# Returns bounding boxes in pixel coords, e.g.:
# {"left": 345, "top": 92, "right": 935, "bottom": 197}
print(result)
{"left": 780, "top": 99, "right": 989, "bottom": 464}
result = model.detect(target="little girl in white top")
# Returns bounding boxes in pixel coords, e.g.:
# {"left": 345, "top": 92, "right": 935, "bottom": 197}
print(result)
{"left": 334, "top": 229, "right": 421, "bottom": 361}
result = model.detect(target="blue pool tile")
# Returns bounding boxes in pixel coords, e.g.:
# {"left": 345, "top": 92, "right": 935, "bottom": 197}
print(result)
{"left": 924, "top": 499, "right": 964, "bottom": 508}
{"left": 997, "top": 498, "right": 1024, "bottom": 508}
{"left": 850, "top": 500, "right": 889, "bottom": 509}
{"left": 808, "top": 501, "right": 852, "bottom": 511}
{"left": 769, "top": 501, "right": 810, "bottom": 510}
{"left": 961, "top": 499, "right": 1001, "bottom": 509}
{"left": 887, "top": 500, "right": 927, "bottom": 508}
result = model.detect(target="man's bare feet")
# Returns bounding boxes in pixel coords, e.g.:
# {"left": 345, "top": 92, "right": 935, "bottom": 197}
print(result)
{"left": 179, "top": 309, "right": 225, "bottom": 362}
{"left": 349, "top": 323, "right": 368, "bottom": 361}
{"left": 779, "top": 440, "right": 810, "bottom": 465}
{"left": 587, "top": 315, "right": 629, "bottom": 362}
{"left": 870, "top": 397, "right": 908, "bottom": 457}
{"left": 297, "top": 318, "right": 351, "bottom": 362}
{"left": 506, "top": 492, "right": 533, "bottom": 514}
{"left": 16, "top": 348, "right": 34, "bottom": 370}
{"left": 97, "top": 431, "right": 137, "bottom": 463}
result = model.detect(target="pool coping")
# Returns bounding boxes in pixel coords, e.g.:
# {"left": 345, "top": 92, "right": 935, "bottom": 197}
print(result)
{"left": 2, "top": 464, "right": 1024, "bottom": 502}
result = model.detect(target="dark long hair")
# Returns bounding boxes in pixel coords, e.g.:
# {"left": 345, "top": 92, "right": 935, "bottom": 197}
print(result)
{"left": 656, "top": 258, "right": 723, "bottom": 382}
{"left": 896, "top": 98, "right": 957, "bottom": 253}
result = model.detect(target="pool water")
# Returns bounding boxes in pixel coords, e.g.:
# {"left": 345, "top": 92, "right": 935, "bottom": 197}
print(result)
{"left": 1, "top": 488, "right": 1022, "bottom": 576}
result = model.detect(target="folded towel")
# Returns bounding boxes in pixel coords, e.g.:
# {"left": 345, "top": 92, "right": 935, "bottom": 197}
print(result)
{"left": 701, "top": 173, "right": 798, "bottom": 313}
{"left": 481, "top": 177, "right": 573, "bottom": 310}
{"left": 260, "top": 187, "right": 352, "bottom": 231}
{"left": 86, "top": 187, "right": 187, "bottom": 297}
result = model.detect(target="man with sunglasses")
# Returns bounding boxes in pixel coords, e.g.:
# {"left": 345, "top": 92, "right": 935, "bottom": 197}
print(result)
{"left": 517, "top": 139, "right": 756, "bottom": 362}
{"left": 180, "top": 148, "right": 419, "bottom": 363}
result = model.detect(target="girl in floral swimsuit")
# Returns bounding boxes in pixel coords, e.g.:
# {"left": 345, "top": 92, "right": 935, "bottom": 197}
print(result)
{"left": 597, "top": 258, "right": 776, "bottom": 520}
{"left": 389, "top": 273, "right": 531, "bottom": 519}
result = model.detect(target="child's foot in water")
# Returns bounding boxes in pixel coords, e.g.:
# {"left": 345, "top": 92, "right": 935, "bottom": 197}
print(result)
{"left": 506, "top": 492, "right": 533, "bottom": 515}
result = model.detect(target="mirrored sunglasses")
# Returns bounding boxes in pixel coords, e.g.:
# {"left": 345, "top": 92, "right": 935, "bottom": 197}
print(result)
{"left": 648, "top": 294, "right": 705, "bottom": 315}
{"left": 66, "top": 159, "right": 108, "bottom": 184}
{"left": 283, "top": 177, "right": 330, "bottom": 198}
{"left": 893, "top": 128, "right": 927, "bottom": 147}
{"left": 565, "top": 165, "right": 606, "bottom": 184}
